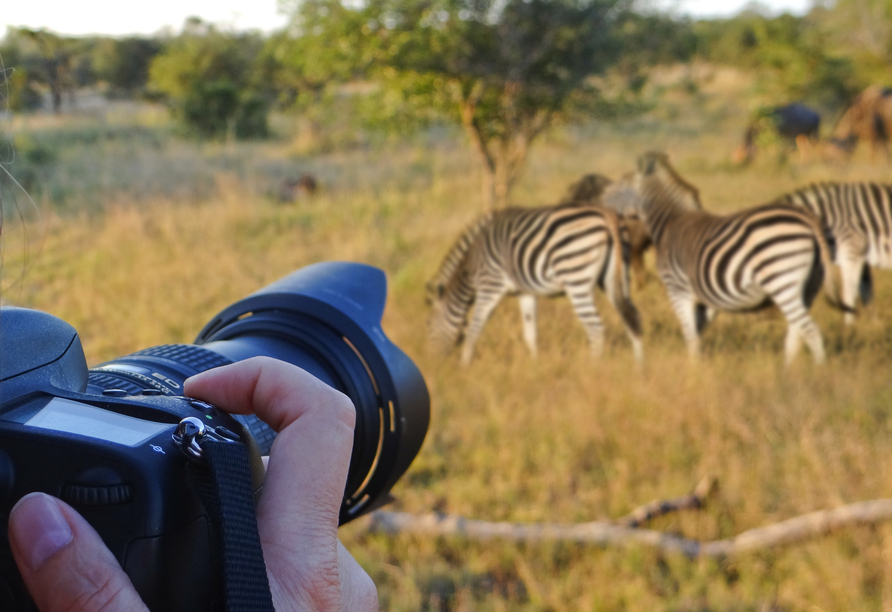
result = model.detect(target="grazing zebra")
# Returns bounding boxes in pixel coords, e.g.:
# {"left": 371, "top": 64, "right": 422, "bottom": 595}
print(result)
{"left": 427, "top": 203, "right": 644, "bottom": 365}
{"left": 773, "top": 182, "right": 892, "bottom": 324}
{"left": 626, "top": 151, "right": 846, "bottom": 365}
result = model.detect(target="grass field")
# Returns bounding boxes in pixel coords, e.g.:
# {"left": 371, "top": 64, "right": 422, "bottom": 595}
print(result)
{"left": 5, "top": 82, "right": 892, "bottom": 610}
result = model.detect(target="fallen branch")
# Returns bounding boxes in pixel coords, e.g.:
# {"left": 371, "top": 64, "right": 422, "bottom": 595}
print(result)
{"left": 367, "top": 497, "right": 892, "bottom": 558}
{"left": 617, "top": 475, "right": 719, "bottom": 528}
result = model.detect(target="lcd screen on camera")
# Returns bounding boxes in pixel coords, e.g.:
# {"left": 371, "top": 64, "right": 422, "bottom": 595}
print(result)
{"left": 26, "top": 398, "right": 172, "bottom": 447}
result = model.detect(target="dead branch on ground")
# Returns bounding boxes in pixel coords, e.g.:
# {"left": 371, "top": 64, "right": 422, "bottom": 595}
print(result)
{"left": 366, "top": 477, "right": 892, "bottom": 559}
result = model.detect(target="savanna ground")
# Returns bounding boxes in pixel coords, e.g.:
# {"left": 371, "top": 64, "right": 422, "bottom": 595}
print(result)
{"left": 5, "top": 68, "right": 892, "bottom": 611}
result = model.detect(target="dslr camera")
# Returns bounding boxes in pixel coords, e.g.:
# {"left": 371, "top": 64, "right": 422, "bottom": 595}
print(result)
{"left": 0, "top": 262, "right": 430, "bottom": 611}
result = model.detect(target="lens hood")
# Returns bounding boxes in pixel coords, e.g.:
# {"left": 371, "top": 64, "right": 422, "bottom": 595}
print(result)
{"left": 194, "top": 262, "right": 429, "bottom": 521}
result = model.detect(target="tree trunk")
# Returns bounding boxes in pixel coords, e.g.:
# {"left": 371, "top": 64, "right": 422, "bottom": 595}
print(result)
{"left": 456, "top": 81, "right": 552, "bottom": 209}
{"left": 458, "top": 93, "right": 498, "bottom": 209}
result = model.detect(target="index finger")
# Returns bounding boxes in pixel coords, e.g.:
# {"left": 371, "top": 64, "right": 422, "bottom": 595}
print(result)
{"left": 184, "top": 356, "right": 355, "bottom": 433}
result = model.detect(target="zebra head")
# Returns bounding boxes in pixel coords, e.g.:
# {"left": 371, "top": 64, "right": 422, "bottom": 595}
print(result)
{"left": 426, "top": 273, "right": 472, "bottom": 353}
{"left": 634, "top": 151, "right": 702, "bottom": 213}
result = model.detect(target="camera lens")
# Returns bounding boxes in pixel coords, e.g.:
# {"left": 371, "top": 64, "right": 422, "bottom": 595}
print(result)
{"left": 86, "top": 262, "right": 429, "bottom": 524}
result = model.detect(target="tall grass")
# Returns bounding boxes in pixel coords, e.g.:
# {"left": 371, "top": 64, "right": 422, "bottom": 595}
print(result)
{"left": 6, "top": 93, "right": 892, "bottom": 610}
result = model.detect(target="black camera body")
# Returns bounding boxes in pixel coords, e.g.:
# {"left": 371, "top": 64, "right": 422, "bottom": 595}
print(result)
{"left": 0, "top": 262, "right": 430, "bottom": 612}
{"left": 0, "top": 320, "right": 262, "bottom": 611}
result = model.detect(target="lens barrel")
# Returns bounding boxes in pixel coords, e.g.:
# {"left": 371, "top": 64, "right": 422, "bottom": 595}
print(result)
{"left": 87, "top": 262, "right": 429, "bottom": 524}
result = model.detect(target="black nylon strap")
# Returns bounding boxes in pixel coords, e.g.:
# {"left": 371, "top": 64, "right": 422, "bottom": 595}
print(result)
{"left": 189, "top": 439, "right": 275, "bottom": 612}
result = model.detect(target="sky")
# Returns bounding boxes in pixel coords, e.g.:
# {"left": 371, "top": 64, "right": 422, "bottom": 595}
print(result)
{"left": 2, "top": 0, "right": 813, "bottom": 39}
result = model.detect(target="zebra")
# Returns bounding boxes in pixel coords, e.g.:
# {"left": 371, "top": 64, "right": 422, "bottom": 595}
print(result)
{"left": 773, "top": 182, "right": 892, "bottom": 324}
{"left": 427, "top": 203, "right": 644, "bottom": 365}
{"left": 624, "top": 151, "right": 846, "bottom": 365}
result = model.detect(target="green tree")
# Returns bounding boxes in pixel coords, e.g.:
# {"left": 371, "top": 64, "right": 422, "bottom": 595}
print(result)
{"left": 0, "top": 39, "right": 43, "bottom": 112}
{"left": 278, "top": 0, "right": 685, "bottom": 207}
{"left": 92, "top": 37, "right": 162, "bottom": 97}
{"left": 148, "top": 18, "right": 271, "bottom": 140}
{"left": 4, "top": 28, "right": 89, "bottom": 114}
{"left": 259, "top": 1, "right": 384, "bottom": 150}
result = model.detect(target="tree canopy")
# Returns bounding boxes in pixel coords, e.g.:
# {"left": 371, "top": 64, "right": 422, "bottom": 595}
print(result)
{"left": 273, "top": 0, "right": 682, "bottom": 206}
{"left": 148, "top": 18, "right": 271, "bottom": 140}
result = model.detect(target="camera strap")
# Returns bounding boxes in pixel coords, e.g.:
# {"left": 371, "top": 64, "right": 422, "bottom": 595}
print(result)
{"left": 188, "top": 438, "right": 275, "bottom": 612}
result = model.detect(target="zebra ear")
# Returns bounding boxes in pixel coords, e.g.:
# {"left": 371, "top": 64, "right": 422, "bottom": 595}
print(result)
{"left": 424, "top": 281, "right": 446, "bottom": 301}
{"left": 638, "top": 152, "right": 659, "bottom": 175}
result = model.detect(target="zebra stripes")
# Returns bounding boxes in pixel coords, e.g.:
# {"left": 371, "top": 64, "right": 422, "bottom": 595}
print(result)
{"left": 773, "top": 182, "right": 892, "bottom": 324}
{"left": 628, "top": 152, "right": 845, "bottom": 365}
{"left": 427, "top": 203, "right": 644, "bottom": 365}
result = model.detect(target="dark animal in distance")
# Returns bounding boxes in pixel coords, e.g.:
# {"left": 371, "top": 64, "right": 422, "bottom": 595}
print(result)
{"left": 277, "top": 173, "right": 319, "bottom": 202}
{"left": 828, "top": 85, "right": 892, "bottom": 160}
{"left": 562, "top": 173, "right": 653, "bottom": 288}
{"left": 732, "top": 103, "right": 821, "bottom": 165}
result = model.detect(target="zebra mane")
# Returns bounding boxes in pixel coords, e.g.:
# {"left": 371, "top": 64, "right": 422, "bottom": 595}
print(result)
{"left": 560, "top": 173, "right": 613, "bottom": 206}
{"left": 428, "top": 211, "right": 495, "bottom": 291}
{"left": 637, "top": 151, "right": 702, "bottom": 212}
{"left": 599, "top": 173, "right": 642, "bottom": 217}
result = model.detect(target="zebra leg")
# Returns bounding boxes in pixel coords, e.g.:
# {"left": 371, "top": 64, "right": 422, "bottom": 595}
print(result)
{"left": 773, "top": 289, "right": 826, "bottom": 364}
{"left": 460, "top": 287, "right": 508, "bottom": 365}
{"left": 564, "top": 286, "right": 605, "bottom": 357}
{"left": 783, "top": 313, "right": 825, "bottom": 365}
{"left": 667, "top": 292, "right": 702, "bottom": 360}
{"left": 628, "top": 330, "right": 644, "bottom": 365}
{"left": 518, "top": 294, "right": 538, "bottom": 357}
{"left": 802, "top": 318, "right": 827, "bottom": 364}
{"left": 613, "top": 297, "right": 644, "bottom": 365}
{"left": 838, "top": 251, "right": 867, "bottom": 325}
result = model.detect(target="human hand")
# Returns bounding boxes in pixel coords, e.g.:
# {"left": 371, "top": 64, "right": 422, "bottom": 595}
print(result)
{"left": 8, "top": 357, "right": 378, "bottom": 612}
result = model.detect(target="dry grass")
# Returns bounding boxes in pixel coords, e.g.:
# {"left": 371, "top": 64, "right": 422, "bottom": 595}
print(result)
{"left": 6, "top": 95, "right": 892, "bottom": 610}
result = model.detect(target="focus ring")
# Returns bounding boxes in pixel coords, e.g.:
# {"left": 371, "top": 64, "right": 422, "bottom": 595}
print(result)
{"left": 128, "top": 344, "right": 233, "bottom": 373}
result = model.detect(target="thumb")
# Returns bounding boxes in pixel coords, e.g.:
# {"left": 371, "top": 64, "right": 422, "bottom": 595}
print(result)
{"left": 8, "top": 493, "right": 148, "bottom": 612}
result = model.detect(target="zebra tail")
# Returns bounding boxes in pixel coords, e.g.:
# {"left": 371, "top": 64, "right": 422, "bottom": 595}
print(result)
{"left": 813, "top": 220, "right": 854, "bottom": 314}
{"left": 859, "top": 264, "right": 874, "bottom": 306}
{"left": 606, "top": 210, "right": 643, "bottom": 337}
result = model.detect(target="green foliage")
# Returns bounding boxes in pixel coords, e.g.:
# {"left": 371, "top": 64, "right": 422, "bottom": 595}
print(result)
{"left": 270, "top": 0, "right": 380, "bottom": 88}
{"left": 178, "top": 79, "right": 270, "bottom": 140}
{"left": 613, "top": 12, "right": 698, "bottom": 76}
{"left": 1, "top": 28, "right": 100, "bottom": 113}
{"left": 1, "top": 41, "right": 45, "bottom": 113}
{"left": 148, "top": 19, "right": 271, "bottom": 140}
{"left": 91, "top": 37, "right": 162, "bottom": 97}
{"left": 693, "top": 13, "right": 861, "bottom": 109}
{"left": 374, "top": 0, "right": 630, "bottom": 120}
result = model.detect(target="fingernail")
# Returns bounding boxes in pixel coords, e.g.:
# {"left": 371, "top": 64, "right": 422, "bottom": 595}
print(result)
{"left": 10, "top": 493, "right": 73, "bottom": 571}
